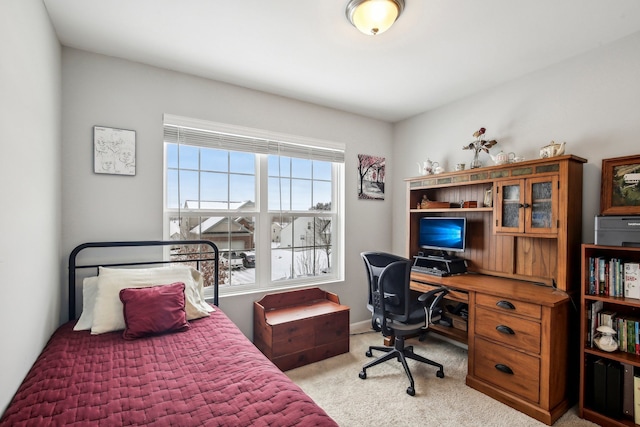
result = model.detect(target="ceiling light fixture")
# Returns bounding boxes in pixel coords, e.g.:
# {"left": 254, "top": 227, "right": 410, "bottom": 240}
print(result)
{"left": 346, "top": 0, "right": 405, "bottom": 36}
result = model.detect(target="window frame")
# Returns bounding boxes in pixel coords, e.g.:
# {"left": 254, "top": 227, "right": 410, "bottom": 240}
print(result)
{"left": 163, "top": 114, "right": 345, "bottom": 297}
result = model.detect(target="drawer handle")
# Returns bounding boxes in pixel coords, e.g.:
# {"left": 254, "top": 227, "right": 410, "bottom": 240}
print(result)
{"left": 496, "top": 325, "right": 515, "bottom": 335}
{"left": 495, "top": 364, "right": 514, "bottom": 375}
{"left": 496, "top": 300, "right": 515, "bottom": 310}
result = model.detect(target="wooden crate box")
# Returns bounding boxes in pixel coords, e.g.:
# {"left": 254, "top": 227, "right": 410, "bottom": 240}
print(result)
{"left": 253, "top": 287, "right": 350, "bottom": 371}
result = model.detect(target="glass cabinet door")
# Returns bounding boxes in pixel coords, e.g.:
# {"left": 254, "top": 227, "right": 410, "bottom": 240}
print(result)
{"left": 525, "top": 176, "right": 558, "bottom": 234}
{"left": 495, "top": 180, "right": 525, "bottom": 233}
{"left": 501, "top": 184, "right": 521, "bottom": 228}
{"left": 495, "top": 176, "right": 558, "bottom": 235}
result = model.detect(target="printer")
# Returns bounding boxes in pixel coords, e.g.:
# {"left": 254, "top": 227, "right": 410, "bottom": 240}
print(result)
{"left": 595, "top": 215, "right": 640, "bottom": 247}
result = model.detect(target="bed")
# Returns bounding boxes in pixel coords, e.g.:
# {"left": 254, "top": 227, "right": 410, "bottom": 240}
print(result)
{"left": 0, "top": 240, "right": 338, "bottom": 426}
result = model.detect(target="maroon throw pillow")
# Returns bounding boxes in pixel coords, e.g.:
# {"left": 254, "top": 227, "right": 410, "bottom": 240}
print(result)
{"left": 119, "top": 282, "right": 190, "bottom": 340}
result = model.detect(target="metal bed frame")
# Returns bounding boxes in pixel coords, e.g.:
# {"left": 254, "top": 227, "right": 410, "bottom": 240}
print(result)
{"left": 68, "top": 240, "right": 219, "bottom": 320}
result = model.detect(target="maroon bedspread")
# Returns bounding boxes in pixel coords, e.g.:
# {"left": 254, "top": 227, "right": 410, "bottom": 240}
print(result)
{"left": 1, "top": 309, "right": 338, "bottom": 426}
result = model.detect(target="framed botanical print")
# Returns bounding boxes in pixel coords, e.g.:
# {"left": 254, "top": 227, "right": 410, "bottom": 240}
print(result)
{"left": 600, "top": 154, "right": 640, "bottom": 215}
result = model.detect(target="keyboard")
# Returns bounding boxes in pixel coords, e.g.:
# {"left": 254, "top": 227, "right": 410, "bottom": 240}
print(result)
{"left": 411, "top": 266, "right": 450, "bottom": 277}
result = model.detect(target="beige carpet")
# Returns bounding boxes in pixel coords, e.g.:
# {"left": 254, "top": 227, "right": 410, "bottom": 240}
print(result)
{"left": 286, "top": 327, "right": 598, "bottom": 427}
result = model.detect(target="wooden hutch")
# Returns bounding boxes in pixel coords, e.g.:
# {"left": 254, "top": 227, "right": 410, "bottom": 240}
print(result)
{"left": 405, "top": 155, "right": 586, "bottom": 425}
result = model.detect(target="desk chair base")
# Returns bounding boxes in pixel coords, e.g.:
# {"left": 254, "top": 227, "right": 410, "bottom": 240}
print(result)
{"left": 358, "top": 335, "right": 444, "bottom": 396}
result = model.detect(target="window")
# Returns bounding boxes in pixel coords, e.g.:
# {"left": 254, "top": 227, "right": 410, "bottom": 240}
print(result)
{"left": 163, "top": 115, "right": 344, "bottom": 296}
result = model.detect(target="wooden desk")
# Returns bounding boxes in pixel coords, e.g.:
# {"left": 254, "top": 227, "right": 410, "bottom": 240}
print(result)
{"left": 411, "top": 271, "right": 571, "bottom": 426}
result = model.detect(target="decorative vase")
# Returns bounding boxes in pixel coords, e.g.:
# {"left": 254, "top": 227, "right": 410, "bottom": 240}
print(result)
{"left": 470, "top": 150, "right": 482, "bottom": 169}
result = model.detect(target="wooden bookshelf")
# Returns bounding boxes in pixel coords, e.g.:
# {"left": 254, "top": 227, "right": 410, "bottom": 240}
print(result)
{"left": 579, "top": 244, "right": 640, "bottom": 426}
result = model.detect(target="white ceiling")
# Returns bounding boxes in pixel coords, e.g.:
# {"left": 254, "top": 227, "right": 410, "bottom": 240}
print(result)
{"left": 43, "top": 0, "right": 640, "bottom": 122}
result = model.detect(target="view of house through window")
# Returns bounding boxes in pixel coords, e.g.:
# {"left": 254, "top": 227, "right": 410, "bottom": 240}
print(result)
{"left": 163, "top": 116, "right": 344, "bottom": 295}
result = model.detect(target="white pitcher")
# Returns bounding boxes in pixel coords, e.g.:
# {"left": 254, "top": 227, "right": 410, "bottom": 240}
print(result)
{"left": 417, "top": 159, "right": 439, "bottom": 175}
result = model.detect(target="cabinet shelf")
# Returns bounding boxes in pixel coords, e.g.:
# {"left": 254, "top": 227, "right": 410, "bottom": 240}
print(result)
{"left": 581, "top": 408, "right": 638, "bottom": 427}
{"left": 584, "top": 346, "right": 640, "bottom": 366}
{"left": 584, "top": 294, "right": 640, "bottom": 309}
{"left": 429, "top": 323, "right": 468, "bottom": 344}
{"left": 410, "top": 207, "right": 493, "bottom": 213}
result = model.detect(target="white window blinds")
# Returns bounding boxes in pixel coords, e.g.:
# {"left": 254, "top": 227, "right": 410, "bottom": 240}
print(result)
{"left": 163, "top": 114, "right": 345, "bottom": 163}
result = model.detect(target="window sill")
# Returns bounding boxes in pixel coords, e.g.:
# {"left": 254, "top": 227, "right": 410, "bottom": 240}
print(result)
{"left": 206, "top": 278, "right": 343, "bottom": 302}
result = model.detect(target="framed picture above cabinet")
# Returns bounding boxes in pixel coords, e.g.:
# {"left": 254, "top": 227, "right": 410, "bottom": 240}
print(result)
{"left": 600, "top": 154, "right": 640, "bottom": 215}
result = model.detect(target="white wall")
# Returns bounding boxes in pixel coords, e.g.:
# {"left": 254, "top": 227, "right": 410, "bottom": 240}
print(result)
{"left": 391, "top": 31, "right": 640, "bottom": 255}
{"left": 0, "top": 0, "right": 61, "bottom": 414}
{"left": 61, "top": 48, "right": 393, "bottom": 336}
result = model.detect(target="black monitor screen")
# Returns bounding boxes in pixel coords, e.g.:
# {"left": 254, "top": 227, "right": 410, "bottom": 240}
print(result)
{"left": 419, "top": 217, "right": 466, "bottom": 253}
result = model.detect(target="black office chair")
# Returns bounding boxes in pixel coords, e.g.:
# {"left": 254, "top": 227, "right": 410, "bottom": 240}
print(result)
{"left": 359, "top": 252, "right": 448, "bottom": 396}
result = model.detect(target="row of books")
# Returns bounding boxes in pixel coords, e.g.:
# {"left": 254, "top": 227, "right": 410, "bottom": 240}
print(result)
{"left": 587, "top": 257, "right": 640, "bottom": 297}
{"left": 588, "top": 302, "right": 640, "bottom": 355}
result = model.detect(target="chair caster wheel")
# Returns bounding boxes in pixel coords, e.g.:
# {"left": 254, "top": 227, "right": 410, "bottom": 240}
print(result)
{"left": 406, "top": 386, "right": 415, "bottom": 396}
{"left": 359, "top": 371, "right": 366, "bottom": 380}
{"left": 365, "top": 350, "right": 373, "bottom": 357}
{"left": 436, "top": 370, "right": 444, "bottom": 378}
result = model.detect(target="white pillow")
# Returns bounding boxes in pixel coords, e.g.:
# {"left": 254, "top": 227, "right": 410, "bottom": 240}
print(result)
{"left": 91, "top": 265, "right": 213, "bottom": 335}
{"left": 73, "top": 276, "right": 99, "bottom": 331}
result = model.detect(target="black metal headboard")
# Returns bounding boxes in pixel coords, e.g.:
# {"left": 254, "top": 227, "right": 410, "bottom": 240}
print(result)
{"left": 68, "top": 240, "right": 219, "bottom": 321}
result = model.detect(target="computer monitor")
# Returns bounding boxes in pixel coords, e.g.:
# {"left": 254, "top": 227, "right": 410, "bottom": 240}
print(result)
{"left": 418, "top": 216, "right": 466, "bottom": 256}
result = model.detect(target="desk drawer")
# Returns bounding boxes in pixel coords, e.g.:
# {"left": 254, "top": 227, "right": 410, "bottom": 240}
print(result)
{"left": 473, "top": 337, "right": 540, "bottom": 403}
{"left": 476, "top": 294, "right": 541, "bottom": 320}
{"left": 475, "top": 306, "right": 541, "bottom": 354}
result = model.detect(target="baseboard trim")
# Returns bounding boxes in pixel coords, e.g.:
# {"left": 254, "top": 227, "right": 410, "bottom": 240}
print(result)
{"left": 350, "top": 320, "right": 371, "bottom": 334}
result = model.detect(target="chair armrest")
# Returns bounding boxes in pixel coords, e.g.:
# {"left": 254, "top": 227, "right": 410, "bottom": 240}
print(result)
{"left": 418, "top": 287, "right": 449, "bottom": 325}
{"left": 418, "top": 287, "right": 448, "bottom": 304}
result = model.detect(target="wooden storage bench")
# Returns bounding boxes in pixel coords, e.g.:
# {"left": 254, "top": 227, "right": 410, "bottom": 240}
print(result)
{"left": 253, "top": 287, "right": 350, "bottom": 371}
